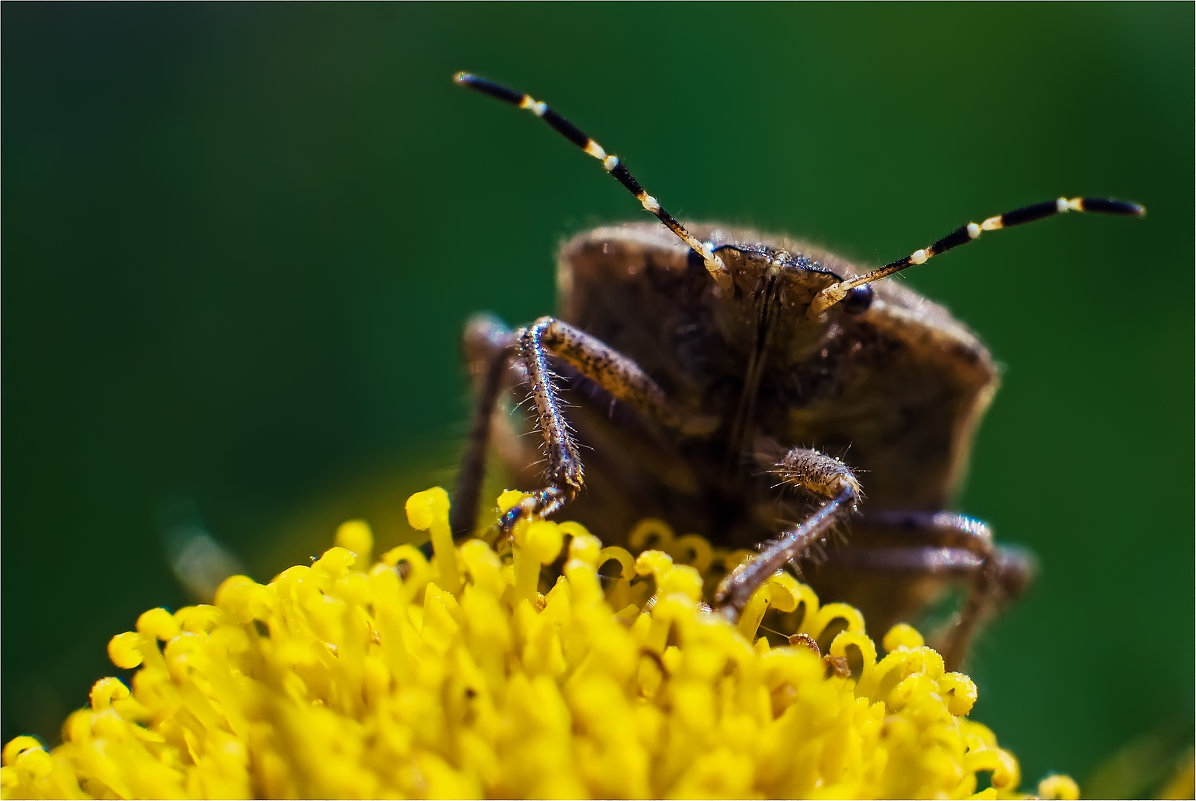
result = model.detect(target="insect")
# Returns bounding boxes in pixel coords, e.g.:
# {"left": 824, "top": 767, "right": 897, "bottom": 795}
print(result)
{"left": 448, "top": 71, "right": 1144, "bottom": 667}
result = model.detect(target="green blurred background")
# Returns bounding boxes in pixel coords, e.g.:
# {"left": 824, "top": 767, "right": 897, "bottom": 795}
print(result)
{"left": 3, "top": 3, "right": 1192, "bottom": 791}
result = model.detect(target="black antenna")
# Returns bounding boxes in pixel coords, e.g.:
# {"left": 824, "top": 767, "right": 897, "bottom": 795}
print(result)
{"left": 809, "top": 197, "right": 1145, "bottom": 316}
{"left": 455, "top": 72, "right": 732, "bottom": 291}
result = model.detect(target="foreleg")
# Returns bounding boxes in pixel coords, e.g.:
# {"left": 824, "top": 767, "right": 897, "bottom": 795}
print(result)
{"left": 451, "top": 314, "right": 709, "bottom": 536}
{"left": 714, "top": 447, "right": 862, "bottom": 614}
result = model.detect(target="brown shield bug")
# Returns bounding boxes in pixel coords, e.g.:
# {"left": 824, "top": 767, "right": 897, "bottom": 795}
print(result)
{"left": 448, "top": 72, "right": 1144, "bottom": 668}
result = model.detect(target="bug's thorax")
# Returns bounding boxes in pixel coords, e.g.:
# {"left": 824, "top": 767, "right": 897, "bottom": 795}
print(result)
{"left": 557, "top": 223, "right": 855, "bottom": 373}
{"left": 555, "top": 221, "right": 999, "bottom": 510}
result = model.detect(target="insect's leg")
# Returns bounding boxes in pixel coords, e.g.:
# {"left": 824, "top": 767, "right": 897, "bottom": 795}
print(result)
{"left": 714, "top": 447, "right": 862, "bottom": 615}
{"left": 810, "top": 196, "right": 1145, "bottom": 316}
{"left": 829, "top": 510, "right": 1035, "bottom": 669}
{"left": 449, "top": 315, "right": 521, "bottom": 538}
{"left": 500, "top": 316, "right": 711, "bottom": 532}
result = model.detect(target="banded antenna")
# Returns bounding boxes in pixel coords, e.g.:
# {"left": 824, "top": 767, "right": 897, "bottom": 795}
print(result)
{"left": 808, "top": 197, "right": 1144, "bottom": 317}
{"left": 456, "top": 72, "right": 732, "bottom": 291}
{"left": 455, "top": 73, "right": 1145, "bottom": 317}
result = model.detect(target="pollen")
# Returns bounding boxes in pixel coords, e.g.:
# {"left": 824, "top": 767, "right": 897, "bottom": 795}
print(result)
{"left": 2, "top": 488, "right": 1072, "bottom": 799}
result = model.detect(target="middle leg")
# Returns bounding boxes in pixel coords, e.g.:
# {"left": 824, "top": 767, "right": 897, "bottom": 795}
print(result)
{"left": 810, "top": 509, "right": 1035, "bottom": 669}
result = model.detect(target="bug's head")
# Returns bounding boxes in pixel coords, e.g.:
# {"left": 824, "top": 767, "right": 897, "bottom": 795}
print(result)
{"left": 700, "top": 242, "right": 874, "bottom": 361}
{"left": 454, "top": 74, "right": 1145, "bottom": 329}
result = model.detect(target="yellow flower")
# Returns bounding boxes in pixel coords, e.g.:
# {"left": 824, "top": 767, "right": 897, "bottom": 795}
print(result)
{"left": 2, "top": 488, "right": 1077, "bottom": 799}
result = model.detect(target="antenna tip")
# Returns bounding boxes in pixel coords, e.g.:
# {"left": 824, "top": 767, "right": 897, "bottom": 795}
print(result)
{"left": 1079, "top": 197, "right": 1147, "bottom": 217}
{"left": 454, "top": 71, "right": 473, "bottom": 85}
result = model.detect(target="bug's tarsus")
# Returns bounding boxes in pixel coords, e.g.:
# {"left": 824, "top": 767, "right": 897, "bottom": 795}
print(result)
{"left": 500, "top": 486, "right": 574, "bottom": 533}
{"left": 455, "top": 72, "right": 732, "bottom": 291}
{"left": 809, "top": 196, "right": 1147, "bottom": 317}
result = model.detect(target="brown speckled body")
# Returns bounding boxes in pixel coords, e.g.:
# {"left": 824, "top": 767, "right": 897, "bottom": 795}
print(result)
{"left": 489, "top": 221, "right": 999, "bottom": 636}
{"left": 451, "top": 73, "right": 1141, "bottom": 660}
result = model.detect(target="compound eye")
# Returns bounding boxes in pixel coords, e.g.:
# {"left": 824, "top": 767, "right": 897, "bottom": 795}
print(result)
{"left": 842, "top": 284, "right": 873, "bottom": 315}
{"left": 686, "top": 247, "right": 705, "bottom": 272}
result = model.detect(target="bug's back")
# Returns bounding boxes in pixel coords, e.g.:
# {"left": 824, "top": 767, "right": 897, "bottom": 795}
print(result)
{"left": 542, "top": 222, "right": 997, "bottom": 537}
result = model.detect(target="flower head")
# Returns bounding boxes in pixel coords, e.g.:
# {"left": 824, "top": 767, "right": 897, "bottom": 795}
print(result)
{"left": 2, "top": 488, "right": 1077, "bottom": 799}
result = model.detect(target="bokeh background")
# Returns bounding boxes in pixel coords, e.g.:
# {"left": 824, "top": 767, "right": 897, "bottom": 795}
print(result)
{"left": 4, "top": 3, "right": 1192, "bottom": 793}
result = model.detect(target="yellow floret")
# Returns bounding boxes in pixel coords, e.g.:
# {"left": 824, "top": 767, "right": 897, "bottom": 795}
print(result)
{"left": 2, "top": 487, "right": 1073, "bottom": 799}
